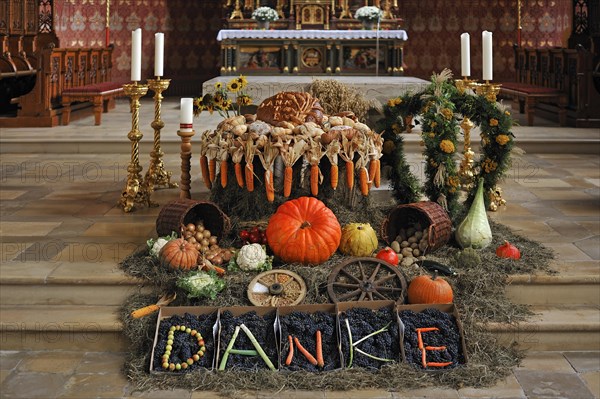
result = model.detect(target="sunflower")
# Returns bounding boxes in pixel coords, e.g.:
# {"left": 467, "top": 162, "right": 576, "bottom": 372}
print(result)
{"left": 237, "top": 94, "right": 252, "bottom": 106}
{"left": 236, "top": 75, "right": 248, "bottom": 89}
{"left": 227, "top": 79, "right": 241, "bottom": 93}
{"left": 214, "top": 82, "right": 223, "bottom": 90}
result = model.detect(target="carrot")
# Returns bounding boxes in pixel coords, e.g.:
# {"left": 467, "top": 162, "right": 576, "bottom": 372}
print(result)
{"left": 425, "top": 346, "right": 447, "bottom": 351}
{"left": 200, "top": 155, "right": 212, "bottom": 189}
{"left": 201, "top": 263, "right": 226, "bottom": 276}
{"left": 294, "top": 337, "right": 318, "bottom": 366}
{"left": 209, "top": 158, "right": 216, "bottom": 183}
{"left": 374, "top": 159, "right": 381, "bottom": 188}
{"left": 330, "top": 164, "right": 338, "bottom": 190}
{"left": 427, "top": 361, "right": 453, "bottom": 367}
{"left": 245, "top": 163, "right": 254, "bottom": 192}
{"left": 417, "top": 327, "right": 439, "bottom": 333}
{"left": 310, "top": 164, "right": 319, "bottom": 196}
{"left": 285, "top": 335, "right": 294, "bottom": 366}
{"left": 235, "top": 163, "right": 244, "bottom": 188}
{"left": 283, "top": 166, "right": 293, "bottom": 197}
{"left": 265, "top": 170, "right": 274, "bottom": 202}
{"left": 345, "top": 161, "right": 354, "bottom": 190}
{"left": 368, "top": 160, "right": 377, "bottom": 189}
{"left": 359, "top": 167, "right": 369, "bottom": 196}
{"left": 421, "top": 348, "right": 427, "bottom": 368}
{"left": 315, "top": 330, "right": 324, "bottom": 368}
{"left": 131, "top": 304, "right": 159, "bottom": 319}
{"left": 220, "top": 160, "right": 228, "bottom": 188}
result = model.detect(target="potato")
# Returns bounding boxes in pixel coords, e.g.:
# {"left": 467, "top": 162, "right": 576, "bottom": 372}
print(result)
{"left": 414, "top": 231, "right": 423, "bottom": 240}
{"left": 401, "top": 257, "right": 414, "bottom": 267}
{"left": 410, "top": 242, "right": 418, "bottom": 249}
{"left": 401, "top": 240, "right": 410, "bottom": 248}
{"left": 391, "top": 241, "right": 401, "bottom": 253}
{"left": 419, "top": 240, "right": 429, "bottom": 252}
{"left": 401, "top": 247, "right": 413, "bottom": 258}
{"left": 406, "top": 227, "right": 416, "bottom": 237}
{"left": 412, "top": 248, "right": 421, "bottom": 257}
{"left": 407, "top": 236, "right": 418, "bottom": 244}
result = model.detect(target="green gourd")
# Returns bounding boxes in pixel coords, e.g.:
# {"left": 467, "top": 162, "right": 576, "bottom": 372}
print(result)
{"left": 455, "top": 178, "right": 493, "bottom": 249}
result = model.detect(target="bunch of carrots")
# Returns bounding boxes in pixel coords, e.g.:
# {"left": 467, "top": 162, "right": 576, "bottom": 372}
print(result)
{"left": 285, "top": 331, "right": 324, "bottom": 368}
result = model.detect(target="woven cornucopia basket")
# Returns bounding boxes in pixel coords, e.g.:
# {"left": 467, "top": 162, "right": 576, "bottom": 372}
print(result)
{"left": 381, "top": 201, "right": 452, "bottom": 252}
{"left": 156, "top": 199, "right": 231, "bottom": 239}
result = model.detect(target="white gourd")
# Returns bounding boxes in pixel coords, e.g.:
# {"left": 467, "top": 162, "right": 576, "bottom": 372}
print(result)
{"left": 455, "top": 178, "right": 493, "bottom": 249}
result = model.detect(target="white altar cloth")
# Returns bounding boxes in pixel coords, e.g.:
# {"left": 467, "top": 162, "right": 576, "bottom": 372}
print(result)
{"left": 217, "top": 29, "right": 408, "bottom": 41}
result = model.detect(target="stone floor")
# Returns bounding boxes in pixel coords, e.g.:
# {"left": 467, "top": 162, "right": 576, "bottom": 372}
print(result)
{"left": 0, "top": 350, "right": 598, "bottom": 398}
{"left": 1, "top": 98, "right": 599, "bottom": 398}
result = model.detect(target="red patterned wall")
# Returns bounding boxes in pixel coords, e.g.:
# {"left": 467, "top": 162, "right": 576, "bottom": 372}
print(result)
{"left": 53, "top": 0, "right": 571, "bottom": 89}
{"left": 53, "top": 0, "right": 223, "bottom": 95}
{"left": 397, "top": 0, "right": 572, "bottom": 82}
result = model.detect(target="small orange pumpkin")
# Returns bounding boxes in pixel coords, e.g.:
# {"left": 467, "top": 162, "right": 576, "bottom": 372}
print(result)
{"left": 159, "top": 238, "right": 199, "bottom": 271}
{"left": 407, "top": 272, "right": 453, "bottom": 304}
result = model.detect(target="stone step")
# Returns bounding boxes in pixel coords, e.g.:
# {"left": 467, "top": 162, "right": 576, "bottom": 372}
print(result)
{"left": 0, "top": 262, "right": 148, "bottom": 306}
{"left": 488, "top": 305, "right": 600, "bottom": 352}
{"left": 1, "top": 304, "right": 598, "bottom": 352}
{"left": 1, "top": 135, "right": 599, "bottom": 155}
{"left": 2, "top": 261, "right": 597, "bottom": 306}
{"left": 0, "top": 305, "right": 126, "bottom": 352}
{"left": 506, "top": 274, "right": 600, "bottom": 306}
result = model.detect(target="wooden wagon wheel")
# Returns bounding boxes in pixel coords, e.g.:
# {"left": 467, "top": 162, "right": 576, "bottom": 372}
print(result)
{"left": 327, "top": 257, "right": 408, "bottom": 304}
{"left": 247, "top": 270, "right": 307, "bottom": 307}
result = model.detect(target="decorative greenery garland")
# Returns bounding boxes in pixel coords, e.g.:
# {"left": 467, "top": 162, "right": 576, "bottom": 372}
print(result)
{"left": 381, "top": 70, "right": 515, "bottom": 216}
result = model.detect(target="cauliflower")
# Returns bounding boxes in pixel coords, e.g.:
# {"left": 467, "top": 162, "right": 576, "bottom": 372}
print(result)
{"left": 236, "top": 244, "right": 272, "bottom": 272}
{"left": 149, "top": 238, "right": 169, "bottom": 257}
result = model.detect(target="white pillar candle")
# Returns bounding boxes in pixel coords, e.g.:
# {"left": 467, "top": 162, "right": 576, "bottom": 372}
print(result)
{"left": 154, "top": 32, "right": 164, "bottom": 77}
{"left": 482, "top": 30, "right": 493, "bottom": 81}
{"left": 460, "top": 32, "right": 470, "bottom": 77}
{"left": 131, "top": 28, "right": 142, "bottom": 81}
{"left": 180, "top": 98, "right": 194, "bottom": 130}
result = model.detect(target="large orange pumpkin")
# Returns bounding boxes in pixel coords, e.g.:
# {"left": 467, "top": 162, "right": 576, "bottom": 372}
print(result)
{"left": 407, "top": 272, "right": 453, "bottom": 304}
{"left": 266, "top": 197, "right": 341, "bottom": 265}
{"left": 159, "top": 238, "right": 199, "bottom": 271}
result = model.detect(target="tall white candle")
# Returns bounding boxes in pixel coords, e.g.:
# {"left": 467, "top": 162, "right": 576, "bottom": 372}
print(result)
{"left": 460, "top": 33, "right": 470, "bottom": 77}
{"left": 482, "top": 31, "right": 493, "bottom": 81}
{"left": 180, "top": 98, "right": 194, "bottom": 130}
{"left": 154, "top": 32, "right": 164, "bottom": 77}
{"left": 131, "top": 28, "right": 142, "bottom": 81}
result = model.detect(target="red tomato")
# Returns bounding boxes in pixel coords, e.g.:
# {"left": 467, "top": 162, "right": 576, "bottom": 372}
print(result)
{"left": 239, "top": 230, "right": 250, "bottom": 241}
{"left": 375, "top": 247, "right": 399, "bottom": 266}
{"left": 249, "top": 232, "right": 261, "bottom": 243}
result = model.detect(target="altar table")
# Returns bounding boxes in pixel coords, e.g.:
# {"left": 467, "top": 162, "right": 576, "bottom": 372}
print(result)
{"left": 217, "top": 29, "right": 407, "bottom": 76}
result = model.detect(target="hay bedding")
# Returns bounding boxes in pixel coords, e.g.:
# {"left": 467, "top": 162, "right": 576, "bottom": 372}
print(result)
{"left": 120, "top": 205, "right": 554, "bottom": 396}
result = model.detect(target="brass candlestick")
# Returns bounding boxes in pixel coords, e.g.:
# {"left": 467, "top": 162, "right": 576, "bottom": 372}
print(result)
{"left": 144, "top": 77, "right": 177, "bottom": 195}
{"left": 455, "top": 77, "right": 476, "bottom": 94}
{"left": 178, "top": 127, "right": 196, "bottom": 199}
{"left": 455, "top": 77, "right": 477, "bottom": 191}
{"left": 119, "top": 81, "right": 151, "bottom": 212}
{"left": 476, "top": 81, "right": 502, "bottom": 103}
{"left": 475, "top": 79, "right": 506, "bottom": 211}
{"left": 458, "top": 116, "right": 475, "bottom": 190}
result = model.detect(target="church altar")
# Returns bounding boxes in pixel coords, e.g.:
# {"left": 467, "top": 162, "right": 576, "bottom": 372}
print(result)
{"left": 218, "top": 29, "right": 407, "bottom": 76}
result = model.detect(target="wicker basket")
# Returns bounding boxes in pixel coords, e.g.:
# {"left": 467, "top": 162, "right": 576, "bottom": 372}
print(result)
{"left": 381, "top": 201, "right": 452, "bottom": 252}
{"left": 156, "top": 199, "right": 231, "bottom": 239}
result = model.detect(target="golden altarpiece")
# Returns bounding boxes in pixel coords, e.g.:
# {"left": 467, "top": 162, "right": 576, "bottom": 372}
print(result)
{"left": 219, "top": 0, "right": 406, "bottom": 75}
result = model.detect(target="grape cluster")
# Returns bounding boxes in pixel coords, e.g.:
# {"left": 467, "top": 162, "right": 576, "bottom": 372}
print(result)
{"left": 339, "top": 307, "right": 400, "bottom": 369}
{"left": 152, "top": 312, "right": 217, "bottom": 372}
{"left": 219, "top": 310, "right": 278, "bottom": 370}
{"left": 399, "top": 308, "right": 464, "bottom": 369}
{"left": 279, "top": 311, "right": 339, "bottom": 371}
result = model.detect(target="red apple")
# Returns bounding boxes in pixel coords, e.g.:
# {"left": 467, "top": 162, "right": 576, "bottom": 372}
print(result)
{"left": 375, "top": 247, "right": 399, "bottom": 266}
